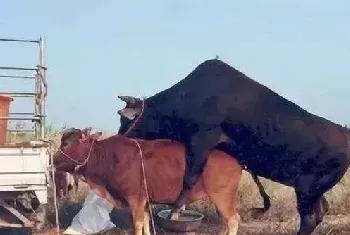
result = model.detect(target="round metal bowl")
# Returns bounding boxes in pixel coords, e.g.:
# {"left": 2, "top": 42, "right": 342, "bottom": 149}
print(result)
{"left": 156, "top": 209, "right": 204, "bottom": 232}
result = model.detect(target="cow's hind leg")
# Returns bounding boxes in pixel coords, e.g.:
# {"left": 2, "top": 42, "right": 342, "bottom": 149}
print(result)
{"left": 210, "top": 192, "right": 240, "bottom": 235}
{"left": 205, "top": 161, "right": 242, "bottom": 235}
{"left": 169, "top": 126, "right": 222, "bottom": 220}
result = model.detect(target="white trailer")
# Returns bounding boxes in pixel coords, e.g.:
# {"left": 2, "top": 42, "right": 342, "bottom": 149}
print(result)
{"left": 0, "top": 37, "right": 49, "bottom": 230}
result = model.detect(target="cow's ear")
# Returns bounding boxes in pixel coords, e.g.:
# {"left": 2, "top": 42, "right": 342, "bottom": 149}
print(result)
{"left": 90, "top": 132, "right": 103, "bottom": 141}
{"left": 118, "top": 107, "right": 141, "bottom": 120}
{"left": 81, "top": 127, "right": 92, "bottom": 139}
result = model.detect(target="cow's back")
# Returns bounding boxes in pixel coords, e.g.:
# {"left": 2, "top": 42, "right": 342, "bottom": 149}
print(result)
{"left": 140, "top": 139, "right": 243, "bottom": 204}
{"left": 142, "top": 140, "right": 187, "bottom": 203}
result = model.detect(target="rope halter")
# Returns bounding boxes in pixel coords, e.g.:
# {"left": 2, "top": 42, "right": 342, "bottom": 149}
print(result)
{"left": 58, "top": 140, "right": 95, "bottom": 170}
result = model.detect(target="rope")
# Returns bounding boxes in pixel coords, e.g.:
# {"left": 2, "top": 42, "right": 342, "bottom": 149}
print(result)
{"left": 131, "top": 138, "right": 157, "bottom": 235}
{"left": 59, "top": 140, "right": 95, "bottom": 166}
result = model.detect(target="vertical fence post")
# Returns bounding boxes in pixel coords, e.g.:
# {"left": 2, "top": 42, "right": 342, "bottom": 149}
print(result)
{"left": 39, "top": 37, "right": 46, "bottom": 140}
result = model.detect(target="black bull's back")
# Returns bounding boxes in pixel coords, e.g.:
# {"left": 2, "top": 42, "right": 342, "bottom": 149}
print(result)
{"left": 119, "top": 59, "right": 350, "bottom": 234}
{"left": 121, "top": 59, "right": 349, "bottom": 181}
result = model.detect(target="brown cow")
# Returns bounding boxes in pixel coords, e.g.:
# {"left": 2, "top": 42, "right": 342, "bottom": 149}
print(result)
{"left": 53, "top": 128, "right": 242, "bottom": 235}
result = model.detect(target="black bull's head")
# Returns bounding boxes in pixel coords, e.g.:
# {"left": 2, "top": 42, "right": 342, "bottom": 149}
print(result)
{"left": 117, "top": 95, "right": 144, "bottom": 134}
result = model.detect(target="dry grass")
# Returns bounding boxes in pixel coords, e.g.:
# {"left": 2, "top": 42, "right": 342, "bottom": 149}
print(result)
{"left": 2, "top": 126, "right": 350, "bottom": 234}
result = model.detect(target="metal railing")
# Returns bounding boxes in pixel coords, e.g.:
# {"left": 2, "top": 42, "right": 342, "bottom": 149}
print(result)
{"left": 0, "top": 37, "right": 47, "bottom": 140}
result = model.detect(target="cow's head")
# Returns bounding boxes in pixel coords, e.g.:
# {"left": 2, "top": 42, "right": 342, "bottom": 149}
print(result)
{"left": 117, "top": 95, "right": 144, "bottom": 134}
{"left": 52, "top": 127, "right": 102, "bottom": 197}
{"left": 52, "top": 127, "right": 102, "bottom": 172}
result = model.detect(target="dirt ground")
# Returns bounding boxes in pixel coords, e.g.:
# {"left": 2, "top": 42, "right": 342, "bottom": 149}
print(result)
{"left": 1, "top": 209, "right": 350, "bottom": 235}
{"left": 2, "top": 169, "right": 350, "bottom": 235}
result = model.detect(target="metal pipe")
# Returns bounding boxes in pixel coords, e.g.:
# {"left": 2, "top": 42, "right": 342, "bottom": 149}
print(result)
{"left": 39, "top": 37, "right": 46, "bottom": 139}
{"left": 9, "top": 112, "right": 36, "bottom": 115}
{"left": 0, "top": 92, "right": 37, "bottom": 97}
{"left": 0, "top": 75, "right": 35, "bottom": 79}
{"left": 0, "top": 66, "right": 38, "bottom": 71}
{"left": 0, "top": 38, "right": 40, "bottom": 43}
{"left": 0, "top": 117, "right": 40, "bottom": 121}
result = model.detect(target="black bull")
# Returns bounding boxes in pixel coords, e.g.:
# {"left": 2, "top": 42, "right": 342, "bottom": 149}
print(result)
{"left": 117, "top": 59, "right": 350, "bottom": 235}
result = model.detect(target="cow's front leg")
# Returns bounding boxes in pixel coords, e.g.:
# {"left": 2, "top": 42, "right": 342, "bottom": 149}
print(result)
{"left": 143, "top": 207, "right": 151, "bottom": 235}
{"left": 169, "top": 126, "right": 222, "bottom": 220}
{"left": 128, "top": 196, "right": 147, "bottom": 235}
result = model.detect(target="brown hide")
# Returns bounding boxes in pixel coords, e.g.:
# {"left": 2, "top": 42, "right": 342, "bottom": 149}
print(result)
{"left": 133, "top": 139, "right": 242, "bottom": 204}
{"left": 81, "top": 138, "right": 242, "bottom": 205}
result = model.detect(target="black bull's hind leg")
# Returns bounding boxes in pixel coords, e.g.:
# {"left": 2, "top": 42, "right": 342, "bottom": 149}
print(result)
{"left": 296, "top": 194, "right": 328, "bottom": 235}
{"left": 295, "top": 154, "right": 348, "bottom": 235}
{"left": 168, "top": 126, "right": 223, "bottom": 220}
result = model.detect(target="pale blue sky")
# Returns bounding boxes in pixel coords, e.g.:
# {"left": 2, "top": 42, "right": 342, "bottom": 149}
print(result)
{"left": 1, "top": 1, "right": 349, "bottom": 131}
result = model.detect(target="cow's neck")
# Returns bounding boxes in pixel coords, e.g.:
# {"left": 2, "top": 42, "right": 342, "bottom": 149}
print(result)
{"left": 79, "top": 139, "right": 111, "bottom": 184}
{"left": 80, "top": 135, "right": 136, "bottom": 204}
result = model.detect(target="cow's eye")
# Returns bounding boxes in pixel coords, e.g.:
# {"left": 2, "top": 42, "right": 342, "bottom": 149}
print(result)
{"left": 61, "top": 141, "right": 69, "bottom": 148}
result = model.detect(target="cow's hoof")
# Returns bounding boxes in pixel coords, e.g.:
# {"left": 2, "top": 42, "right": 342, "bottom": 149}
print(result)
{"left": 247, "top": 207, "right": 267, "bottom": 220}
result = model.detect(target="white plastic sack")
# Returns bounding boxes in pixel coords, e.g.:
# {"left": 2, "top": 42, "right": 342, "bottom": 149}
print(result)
{"left": 63, "top": 191, "right": 116, "bottom": 235}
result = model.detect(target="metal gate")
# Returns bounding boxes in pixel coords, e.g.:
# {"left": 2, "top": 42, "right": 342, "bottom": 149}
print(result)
{"left": 0, "top": 37, "right": 49, "bottom": 229}
{"left": 0, "top": 37, "right": 47, "bottom": 141}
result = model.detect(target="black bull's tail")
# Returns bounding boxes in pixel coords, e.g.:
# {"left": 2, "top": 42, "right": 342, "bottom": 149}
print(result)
{"left": 247, "top": 169, "right": 271, "bottom": 215}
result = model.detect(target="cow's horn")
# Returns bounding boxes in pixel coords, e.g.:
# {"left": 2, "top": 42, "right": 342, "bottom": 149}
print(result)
{"left": 118, "top": 95, "right": 138, "bottom": 105}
